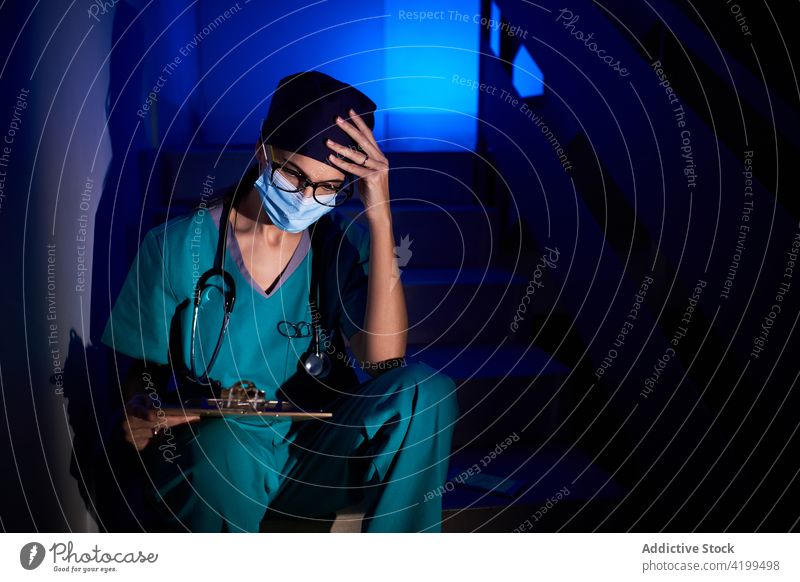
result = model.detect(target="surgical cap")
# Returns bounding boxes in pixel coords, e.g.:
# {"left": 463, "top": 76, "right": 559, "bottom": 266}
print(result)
{"left": 260, "top": 71, "right": 377, "bottom": 167}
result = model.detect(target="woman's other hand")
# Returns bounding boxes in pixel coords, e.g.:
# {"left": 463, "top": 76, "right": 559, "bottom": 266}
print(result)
{"left": 121, "top": 394, "right": 200, "bottom": 451}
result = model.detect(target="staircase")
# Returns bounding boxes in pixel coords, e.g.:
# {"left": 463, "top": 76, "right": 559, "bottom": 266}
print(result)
{"left": 148, "top": 147, "right": 625, "bottom": 532}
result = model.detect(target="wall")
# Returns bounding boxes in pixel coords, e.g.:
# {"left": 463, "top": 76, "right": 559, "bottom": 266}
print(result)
{"left": 0, "top": 1, "right": 114, "bottom": 531}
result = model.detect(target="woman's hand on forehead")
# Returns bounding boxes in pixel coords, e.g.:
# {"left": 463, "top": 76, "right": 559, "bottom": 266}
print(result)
{"left": 325, "top": 108, "right": 390, "bottom": 222}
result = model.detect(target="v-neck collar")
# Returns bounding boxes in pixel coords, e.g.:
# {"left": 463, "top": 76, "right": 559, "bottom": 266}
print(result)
{"left": 210, "top": 203, "right": 310, "bottom": 298}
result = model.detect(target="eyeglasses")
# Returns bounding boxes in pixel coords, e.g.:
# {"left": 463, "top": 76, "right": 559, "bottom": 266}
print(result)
{"left": 269, "top": 145, "right": 354, "bottom": 207}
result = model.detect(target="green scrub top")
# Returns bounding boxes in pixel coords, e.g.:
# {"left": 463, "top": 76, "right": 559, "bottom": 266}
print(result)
{"left": 101, "top": 198, "right": 370, "bottom": 426}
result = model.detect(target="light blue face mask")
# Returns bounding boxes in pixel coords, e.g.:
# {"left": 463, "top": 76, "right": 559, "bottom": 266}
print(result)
{"left": 254, "top": 144, "right": 338, "bottom": 233}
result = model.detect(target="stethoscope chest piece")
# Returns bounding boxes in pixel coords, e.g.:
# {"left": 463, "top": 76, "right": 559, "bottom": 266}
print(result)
{"left": 303, "top": 350, "right": 331, "bottom": 378}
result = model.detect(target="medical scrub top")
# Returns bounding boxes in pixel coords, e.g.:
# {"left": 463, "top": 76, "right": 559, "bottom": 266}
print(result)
{"left": 101, "top": 198, "right": 370, "bottom": 434}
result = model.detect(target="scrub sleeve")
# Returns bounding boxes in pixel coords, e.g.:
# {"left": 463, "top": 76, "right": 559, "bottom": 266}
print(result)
{"left": 101, "top": 229, "right": 177, "bottom": 365}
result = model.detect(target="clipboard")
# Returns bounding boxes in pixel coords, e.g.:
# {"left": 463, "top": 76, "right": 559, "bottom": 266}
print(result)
{"left": 162, "top": 398, "right": 332, "bottom": 420}
{"left": 161, "top": 382, "right": 331, "bottom": 420}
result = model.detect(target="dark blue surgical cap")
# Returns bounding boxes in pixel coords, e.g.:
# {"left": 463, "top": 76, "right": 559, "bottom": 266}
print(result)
{"left": 260, "top": 71, "right": 377, "bottom": 167}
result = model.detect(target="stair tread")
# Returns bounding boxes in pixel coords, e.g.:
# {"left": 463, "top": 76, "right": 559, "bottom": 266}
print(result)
{"left": 401, "top": 266, "right": 525, "bottom": 285}
{"left": 337, "top": 202, "right": 492, "bottom": 214}
{"left": 441, "top": 445, "right": 625, "bottom": 511}
{"left": 262, "top": 444, "right": 623, "bottom": 531}
{"left": 409, "top": 342, "right": 570, "bottom": 379}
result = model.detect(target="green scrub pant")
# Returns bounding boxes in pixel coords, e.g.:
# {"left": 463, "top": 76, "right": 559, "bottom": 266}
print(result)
{"left": 142, "top": 361, "right": 458, "bottom": 532}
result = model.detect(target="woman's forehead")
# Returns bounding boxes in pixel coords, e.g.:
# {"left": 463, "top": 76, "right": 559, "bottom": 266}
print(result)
{"left": 272, "top": 145, "right": 344, "bottom": 181}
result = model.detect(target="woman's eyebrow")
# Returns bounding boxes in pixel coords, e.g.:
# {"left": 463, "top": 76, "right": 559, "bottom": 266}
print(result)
{"left": 282, "top": 159, "right": 344, "bottom": 183}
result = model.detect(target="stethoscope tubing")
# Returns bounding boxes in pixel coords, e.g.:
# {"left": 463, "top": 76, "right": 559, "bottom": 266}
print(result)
{"left": 186, "top": 172, "right": 330, "bottom": 387}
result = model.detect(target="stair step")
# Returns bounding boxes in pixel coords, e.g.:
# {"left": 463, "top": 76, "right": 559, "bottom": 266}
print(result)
{"left": 388, "top": 152, "right": 495, "bottom": 204}
{"left": 336, "top": 202, "right": 498, "bottom": 268}
{"left": 440, "top": 444, "right": 625, "bottom": 531}
{"left": 442, "top": 445, "right": 623, "bottom": 509}
{"left": 154, "top": 201, "right": 499, "bottom": 269}
{"left": 150, "top": 148, "right": 254, "bottom": 205}
{"left": 408, "top": 342, "right": 571, "bottom": 447}
{"left": 399, "top": 266, "right": 555, "bottom": 344}
{"left": 348, "top": 343, "right": 571, "bottom": 446}
{"left": 260, "top": 443, "right": 623, "bottom": 532}
{"left": 384, "top": 151, "right": 490, "bottom": 206}
{"left": 150, "top": 149, "right": 486, "bottom": 207}
{"left": 409, "top": 342, "right": 569, "bottom": 380}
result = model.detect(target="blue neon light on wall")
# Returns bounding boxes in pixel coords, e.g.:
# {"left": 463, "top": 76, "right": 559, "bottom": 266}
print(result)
{"left": 168, "top": 0, "right": 480, "bottom": 152}
{"left": 512, "top": 44, "right": 545, "bottom": 98}
{"left": 383, "top": 0, "right": 480, "bottom": 151}
{"left": 490, "top": 1, "right": 501, "bottom": 56}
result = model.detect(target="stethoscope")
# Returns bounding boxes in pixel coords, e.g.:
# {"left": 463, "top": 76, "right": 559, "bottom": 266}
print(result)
{"left": 186, "top": 169, "right": 331, "bottom": 388}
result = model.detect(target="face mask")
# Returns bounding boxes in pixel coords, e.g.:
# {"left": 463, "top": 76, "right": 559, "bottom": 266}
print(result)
{"left": 254, "top": 144, "right": 338, "bottom": 233}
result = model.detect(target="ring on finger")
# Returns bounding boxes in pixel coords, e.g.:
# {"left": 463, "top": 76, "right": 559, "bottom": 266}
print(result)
{"left": 360, "top": 152, "right": 369, "bottom": 167}
{"left": 152, "top": 426, "right": 160, "bottom": 437}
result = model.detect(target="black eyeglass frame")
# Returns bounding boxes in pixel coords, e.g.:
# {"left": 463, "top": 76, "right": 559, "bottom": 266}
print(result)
{"left": 268, "top": 147, "right": 355, "bottom": 207}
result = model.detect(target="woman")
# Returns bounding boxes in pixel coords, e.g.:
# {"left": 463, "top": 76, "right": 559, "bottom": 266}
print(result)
{"left": 102, "top": 71, "right": 458, "bottom": 532}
